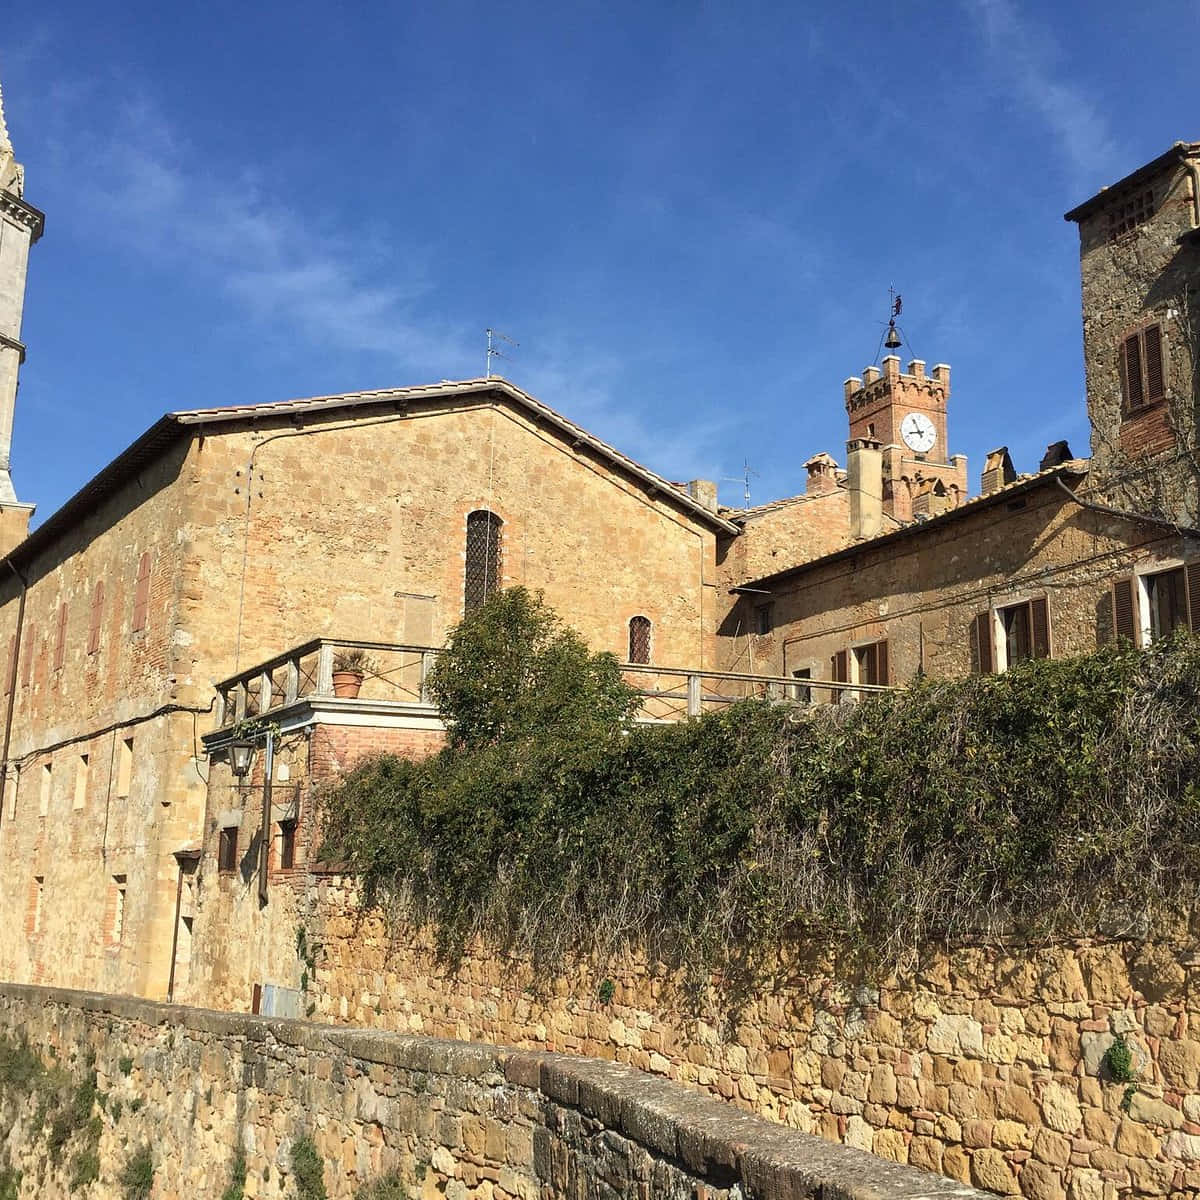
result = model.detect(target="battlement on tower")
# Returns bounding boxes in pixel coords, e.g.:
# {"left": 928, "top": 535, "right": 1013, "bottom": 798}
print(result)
{"left": 843, "top": 355, "right": 950, "bottom": 415}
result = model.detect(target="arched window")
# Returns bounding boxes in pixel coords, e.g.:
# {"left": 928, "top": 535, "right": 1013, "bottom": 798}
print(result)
{"left": 464, "top": 510, "right": 502, "bottom": 613}
{"left": 628, "top": 616, "right": 652, "bottom": 665}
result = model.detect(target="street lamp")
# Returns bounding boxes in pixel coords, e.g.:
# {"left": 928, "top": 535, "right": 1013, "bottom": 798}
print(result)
{"left": 228, "top": 737, "right": 256, "bottom": 780}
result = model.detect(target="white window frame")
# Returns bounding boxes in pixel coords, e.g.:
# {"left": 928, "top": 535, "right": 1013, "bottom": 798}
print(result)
{"left": 848, "top": 636, "right": 887, "bottom": 691}
{"left": 1134, "top": 557, "right": 1188, "bottom": 648}
{"left": 985, "top": 592, "right": 1048, "bottom": 673}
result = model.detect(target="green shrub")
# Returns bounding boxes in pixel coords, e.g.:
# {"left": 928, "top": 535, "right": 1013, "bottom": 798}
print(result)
{"left": 320, "top": 593, "right": 1200, "bottom": 995}
{"left": 1104, "top": 1035, "right": 1137, "bottom": 1083}
{"left": 71, "top": 1147, "right": 100, "bottom": 1189}
{"left": 291, "top": 1135, "right": 327, "bottom": 1200}
{"left": 118, "top": 1056, "right": 134, "bottom": 1077}
{"left": 120, "top": 1144, "right": 154, "bottom": 1200}
{"left": 221, "top": 1144, "right": 248, "bottom": 1200}
{"left": 356, "top": 1172, "right": 410, "bottom": 1200}
{"left": 0, "top": 1166, "right": 20, "bottom": 1200}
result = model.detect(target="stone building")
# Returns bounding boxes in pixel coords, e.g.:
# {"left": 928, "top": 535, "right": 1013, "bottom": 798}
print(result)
{"left": 0, "top": 62, "right": 1199, "bottom": 1025}
{"left": 0, "top": 377, "right": 735, "bottom": 1000}
{"left": 1067, "top": 141, "right": 1200, "bottom": 525}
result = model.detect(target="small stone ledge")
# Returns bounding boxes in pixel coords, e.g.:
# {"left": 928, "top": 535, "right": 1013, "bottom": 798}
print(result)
{"left": 0, "top": 981, "right": 992, "bottom": 1200}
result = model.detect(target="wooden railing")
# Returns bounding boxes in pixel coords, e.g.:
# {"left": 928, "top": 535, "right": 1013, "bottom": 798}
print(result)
{"left": 212, "top": 640, "right": 896, "bottom": 732}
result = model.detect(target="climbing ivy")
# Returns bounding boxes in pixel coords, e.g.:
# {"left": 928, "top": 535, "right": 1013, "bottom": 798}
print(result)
{"left": 320, "top": 591, "right": 1200, "bottom": 996}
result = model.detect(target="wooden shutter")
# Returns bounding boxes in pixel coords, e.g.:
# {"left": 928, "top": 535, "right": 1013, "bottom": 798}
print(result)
{"left": 972, "top": 612, "right": 993, "bottom": 674}
{"left": 1112, "top": 578, "right": 1136, "bottom": 643}
{"left": 875, "top": 640, "right": 889, "bottom": 686}
{"left": 132, "top": 553, "right": 151, "bottom": 633}
{"left": 88, "top": 581, "right": 104, "bottom": 654}
{"left": 1030, "top": 597, "right": 1051, "bottom": 660}
{"left": 1123, "top": 333, "right": 1144, "bottom": 410}
{"left": 1186, "top": 561, "right": 1200, "bottom": 632}
{"left": 1143, "top": 324, "right": 1164, "bottom": 402}
{"left": 54, "top": 603, "right": 68, "bottom": 671}
{"left": 831, "top": 649, "right": 847, "bottom": 703}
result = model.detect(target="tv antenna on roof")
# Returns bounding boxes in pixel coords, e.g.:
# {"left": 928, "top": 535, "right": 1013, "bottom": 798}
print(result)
{"left": 721, "top": 459, "right": 759, "bottom": 507}
{"left": 485, "top": 328, "right": 519, "bottom": 378}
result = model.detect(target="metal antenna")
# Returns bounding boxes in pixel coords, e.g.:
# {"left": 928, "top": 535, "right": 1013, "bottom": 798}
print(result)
{"left": 721, "top": 460, "right": 759, "bottom": 507}
{"left": 485, "top": 328, "right": 519, "bottom": 378}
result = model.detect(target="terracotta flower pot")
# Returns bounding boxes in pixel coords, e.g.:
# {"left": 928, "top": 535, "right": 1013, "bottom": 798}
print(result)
{"left": 331, "top": 670, "right": 364, "bottom": 699}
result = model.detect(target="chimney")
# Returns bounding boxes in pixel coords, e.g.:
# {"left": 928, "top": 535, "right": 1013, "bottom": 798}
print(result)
{"left": 980, "top": 447, "right": 1016, "bottom": 496}
{"left": 846, "top": 437, "right": 883, "bottom": 540}
{"left": 686, "top": 479, "right": 718, "bottom": 512}
{"left": 1038, "top": 440, "right": 1073, "bottom": 471}
{"left": 804, "top": 452, "right": 839, "bottom": 496}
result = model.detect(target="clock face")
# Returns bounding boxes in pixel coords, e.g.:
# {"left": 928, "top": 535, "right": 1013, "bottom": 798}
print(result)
{"left": 901, "top": 412, "right": 937, "bottom": 453}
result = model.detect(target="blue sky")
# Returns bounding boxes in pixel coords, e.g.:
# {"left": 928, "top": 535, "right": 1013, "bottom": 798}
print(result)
{"left": 3, "top": 1, "right": 1198, "bottom": 519}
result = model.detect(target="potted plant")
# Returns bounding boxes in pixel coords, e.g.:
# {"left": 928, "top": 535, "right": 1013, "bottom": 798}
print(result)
{"left": 331, "top": 648, "right": 374, "bottom": 699}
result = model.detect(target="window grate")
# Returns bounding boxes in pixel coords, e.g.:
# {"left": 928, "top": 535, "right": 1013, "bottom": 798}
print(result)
{"left": 464, "top": 511, "right": 502, "bottom": 613}
{"left": 628, "top": 616, "right": 652, "bottom": 664}
{"left": 1107, "top": 189, "right": 1155, "bottom": 241}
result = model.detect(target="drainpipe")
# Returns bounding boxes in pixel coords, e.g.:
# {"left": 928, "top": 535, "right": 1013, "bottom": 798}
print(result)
{"left": 0, "top": 558, "right": 28, "bottom": 835}
{"left": 257, "top": 730, "right": 274, "bottom": 906}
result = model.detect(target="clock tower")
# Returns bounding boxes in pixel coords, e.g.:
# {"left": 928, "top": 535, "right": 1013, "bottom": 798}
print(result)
{"left": 843, "top": 355, "right": 967, "bottom": 522}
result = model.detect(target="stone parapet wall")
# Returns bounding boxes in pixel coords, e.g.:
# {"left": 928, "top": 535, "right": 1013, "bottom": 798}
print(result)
{"left": 0, "top": 982, "right": 979, "bottom": 1200}
{"left": 288, "top": 878, "right": 1200, "bottom": 1200}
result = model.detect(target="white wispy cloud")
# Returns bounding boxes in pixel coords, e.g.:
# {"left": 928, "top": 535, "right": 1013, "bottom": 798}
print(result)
{"left": 967, "top": 0, "right": 1121, "bottom": 186}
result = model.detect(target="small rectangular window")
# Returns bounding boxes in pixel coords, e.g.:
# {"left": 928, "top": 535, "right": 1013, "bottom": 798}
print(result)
{"left": 111, "top": 875, "right": 127, "bottom": 943}
{"left": 31, "top": 876, "right": 44, "bottom": 935}
{"left": 789, "top": 668, "right": 812, "bottom": 704}
{"left": 116, "top": 737, "right": 133, "bottom": 798}
{"left": 279, "top": 819, "right": 297, "bottom": 871}
{"left": 1145, "top": 567, "right": 1189, "bottom": 642}
{"left": 755, "top": 603, "right": 774, "bottom": 636}
{"left": 219, "top": 827, "right": 239, "bottom": 873}
{"left": 73, "top": 754, "right": 89, "bottom": 811}
{"left": 38, "top": 761, "right": 51, "bottom": 818}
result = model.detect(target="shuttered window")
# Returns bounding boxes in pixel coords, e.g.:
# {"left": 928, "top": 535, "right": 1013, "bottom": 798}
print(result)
{"left": 830, "top": 649, "right": 847, "bottom": 704}
{"left": 1112, "top": 579, "right": 1136, "bottom": 643}
{"left": 132, "top": 553, "right": 151, "bottom": 633}
{"left": 463, "top": 511, "right": 502, "bottom": 613}
{"left": 1115, "top": 563, "right": 1200, "bottom": 647}
{"left": 1119, "top": 324, "right": 1165, "bottom": 413}
{"left": 984, "top": 599, "right": 1052, "bottom": 670}
{"left": 88, "top": 582, "right": 104, "bottom": 655}
{"left": 628, "top": 616, "right": 652, "bottom": 665}
{"left": 54, "top": 603, "right": 68, "bottom": 671}
{"left": 972, "top": 612, "right": 994, "bottom": 674}
{"left": 853, "top": 640, "right": 889, "bottom": 687}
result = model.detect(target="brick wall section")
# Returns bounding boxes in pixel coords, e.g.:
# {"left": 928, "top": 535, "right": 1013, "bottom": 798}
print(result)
{"left": 237, "top": 877, "right": 1200, "bottom": 1200}
{"left": 0, "top": 982, "right": 985, "bottom": 1200}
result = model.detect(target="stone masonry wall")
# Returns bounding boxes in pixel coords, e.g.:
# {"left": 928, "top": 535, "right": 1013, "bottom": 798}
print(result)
{"left": 1074, "top": 151, "right": 1200, "bottom": 525}
{"left": 235, "top": 876, "right": 1200, "bottom": 1200}
{"left": 0, "top": 982, "right": 982, "bottom": 1200}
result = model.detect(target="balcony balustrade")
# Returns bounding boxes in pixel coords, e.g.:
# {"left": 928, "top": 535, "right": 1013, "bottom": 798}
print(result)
{"left": 210, "top": 638, "right": 895, "bottom": 736}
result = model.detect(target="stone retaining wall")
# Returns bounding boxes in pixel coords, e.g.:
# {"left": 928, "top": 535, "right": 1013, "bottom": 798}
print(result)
{"left": 267, "top": 878, "right": 1200, "bottom": 1200}
{"left": 0, "top": 982, "right": 982, "bottom": 1200}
